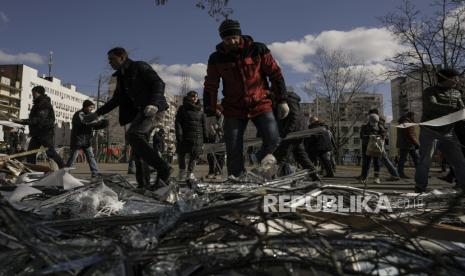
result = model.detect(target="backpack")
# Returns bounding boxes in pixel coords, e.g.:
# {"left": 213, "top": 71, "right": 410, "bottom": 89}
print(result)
{"left": 366, "top": 135, "right": 385, "bottom": 157}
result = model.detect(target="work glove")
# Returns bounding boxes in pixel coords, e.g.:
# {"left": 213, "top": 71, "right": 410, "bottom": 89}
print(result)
{"left": 82, "top": 112, "right": 99, "bottom": 124}
{"left": 277, "top": 102, "right": 290, "bottom": 119}
{"left": 144, "top": 105, "right": 158, "bottom": 117}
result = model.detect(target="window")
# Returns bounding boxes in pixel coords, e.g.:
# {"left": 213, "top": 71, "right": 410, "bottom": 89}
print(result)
{"left": 353, "top": 126, "right": 360, "bottom": 133}
{"left": 353, "top": 138, "right": 360, "bottom": 145}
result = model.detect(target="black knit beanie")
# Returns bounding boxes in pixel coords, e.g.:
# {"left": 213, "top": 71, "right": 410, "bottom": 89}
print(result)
{"left": 219, "top": 19, "right": 242, "bottom": 39}
{"left": 32, "top": 85, "right": 45, "bottom": 95}
{"left": 83, "top": 99, "right": 95, "bottom": 109}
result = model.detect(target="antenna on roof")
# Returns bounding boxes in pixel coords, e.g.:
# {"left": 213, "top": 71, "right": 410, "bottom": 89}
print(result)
{"left": 48, "top": 51, "right": 53, "bottom": 78}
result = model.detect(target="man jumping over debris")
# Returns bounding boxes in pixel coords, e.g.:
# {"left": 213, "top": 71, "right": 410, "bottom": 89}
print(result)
{"left": 67, "top": 100, "right": 108, "bottom": 178}
{"left": 83, "top": 47, "right": 172, "bottom": 189}
{"left": 14, "top": 85, "right": 65, "bottom": 168}
{"left": 273, "top": 89, "right": 320, "bottom": 181}
{"left": 203, "top": 19, "right": 289, "bottom": 177}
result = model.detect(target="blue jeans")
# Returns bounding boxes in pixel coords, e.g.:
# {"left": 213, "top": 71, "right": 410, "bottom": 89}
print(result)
{"left": 381, "top": 153, "right": 400, "bottom": 177}
{"left": 397, "top": 148, "right": 419, "bottom": 176}
{"left": 224, "top": 112, "right": 281, "bottom": 177}
{"left": 67, "top": 146, "right": 98, "bottom": 174}
{"left": 415, "top": 127, "right": 465, "bottom": 189}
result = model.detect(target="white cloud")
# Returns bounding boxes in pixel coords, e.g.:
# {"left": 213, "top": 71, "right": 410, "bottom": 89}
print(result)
{"left": 151, "top": 63, "right": 207, "bottom": 94}
{"left": 0, "top": 12, "right": 9, "bottom": 24}
{"left": 268, "top": 27, "right": 403, "bottom": 75}
{"left": 0, "top": 50, "right": 44, "bottom": 64}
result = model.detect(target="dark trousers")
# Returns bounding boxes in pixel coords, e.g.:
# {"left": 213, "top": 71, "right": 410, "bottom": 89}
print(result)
{"left": 309, "top": 150, "right": 334, "bottom": 177}
{"left": 178, "top": 151, "right": 199, "bottom": 172}
{"left": 27, "top": 135, "right": 65, "bottom": 168}
{"left": 361, "top": 154, "right": 380, "bottom": 179}
{"left": 274, "top": 139, "right": 317, "bottom": 175}
{"left": 126, "top": 112, "right": 170, "bottom": 188}
{"left": 397, "top": 148, "right": 419, "bottom": 176}
{"left": 207, "top": 152, "right": 225, "bottom": 175}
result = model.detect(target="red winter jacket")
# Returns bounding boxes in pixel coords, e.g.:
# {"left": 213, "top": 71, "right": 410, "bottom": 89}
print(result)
{"left": 203, "top": 35, "right": 287, "bottom": 118}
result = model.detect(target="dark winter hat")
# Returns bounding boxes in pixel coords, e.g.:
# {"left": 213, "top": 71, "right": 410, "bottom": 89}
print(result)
{"left": 219, "top": 19, "right": 242, "bottom": 39}
{"left": 186, "top": 90, "right": 198, "bottom": 98}
{"left": 83, "top": 99, "right": 95, "bottom": 108}
{"left": 437, "top": 68, "right": 460, "bottom": 83}
{"left": 31, "top": 85, "right": 45, "bottom": 95}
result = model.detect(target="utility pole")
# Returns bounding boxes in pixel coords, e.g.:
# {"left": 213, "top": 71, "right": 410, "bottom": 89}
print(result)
{"left": 48, "top": 51, "right": 53, "bottom": 78}
{"left": 95, "top": 75, "right": 102, "bottom": 153}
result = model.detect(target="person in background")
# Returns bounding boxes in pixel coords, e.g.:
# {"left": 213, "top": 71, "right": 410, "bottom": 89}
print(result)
{"left": 15, "top": 85, "right": 65, "bottom": 168}
{"left": 67, "top": 100, "right": 108, "bottom": 177}
{"left": 396, "top": 111, "right": 420, "bottom": 179}
{"left": 175, "top": 91, "right": 207, "bottom": 181}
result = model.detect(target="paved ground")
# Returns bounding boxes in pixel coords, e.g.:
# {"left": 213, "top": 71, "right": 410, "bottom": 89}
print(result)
{"left": 66, "top": 161, "right": 454, "bottom": 193}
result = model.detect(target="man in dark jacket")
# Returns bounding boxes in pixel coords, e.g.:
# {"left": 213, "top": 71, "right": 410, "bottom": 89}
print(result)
{"left": 305, "top": 117, "right": 335, "bottom": 177}
{"left": 67, "top": 100, "right": 108, "bottom": 177}
{"left": 203, "top": 19, "right": 289, "bottom": 177}
{"left": 396, "top": 112, "right": 419, "bottom": 178}
{"left": 152, "top": 128, "right": 166, "bottom": 154}
{"left": 16, "top": 86, "right": 65, "bottom": 168}
{"left": 415, "top": 68, "right": 465, "bottom": 193}
{"left": 273, "top": 91, "right": 319, "bottom": 181}
{"left": 175, "top": 91, "right": 207, "bottom": 181}
{"left": 84, "top": 47, "right": 171, "bottom": 189}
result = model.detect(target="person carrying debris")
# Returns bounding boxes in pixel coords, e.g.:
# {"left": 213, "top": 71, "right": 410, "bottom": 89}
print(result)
{"left": 152, "top": 128, "right": 166, "bottom": 155}
{"left": 83, "top": 47, "right": 172, "bottom": 189}
{"left": 67, "top": 100, "right": 108, "bottom": 178}
{"left": 305, "top": 117, "right": 335, "bottom": 178}
{"left": 359, "top": 113, "right": 386, "bottom": 184}
{"left": 206, "top": 106, "right": 225, "bottom": 179}
{"left": 396, "top": 111, "right": 419, "bottom": 179}
{"left": 415, "top": 68, "right": 465, "bottom": 193}
{"left": 203, "top": 19, "right": 289, "bottom": 177}
{"left": 272, "top": 89, "right": 320, "bottom": 181}
{"left": 175, "top": 91, "right": 207, "bottom": 181}
{"left": 14, "top": 85, "right": 65, "bottom": 168}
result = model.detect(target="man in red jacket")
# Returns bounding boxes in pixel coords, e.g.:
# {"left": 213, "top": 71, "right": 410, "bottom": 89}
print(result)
{"left": 203, "top": 19, "right": 289, "bottom": 177}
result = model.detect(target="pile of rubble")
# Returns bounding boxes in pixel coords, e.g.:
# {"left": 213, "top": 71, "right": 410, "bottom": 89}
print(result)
{"left": 1, "top": 166, "right": 465, "bottom": 275}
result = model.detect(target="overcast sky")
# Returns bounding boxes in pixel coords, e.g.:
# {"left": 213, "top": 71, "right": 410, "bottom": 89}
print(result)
{"left": 0, "top": 0, "right": 437, "bottom": 118}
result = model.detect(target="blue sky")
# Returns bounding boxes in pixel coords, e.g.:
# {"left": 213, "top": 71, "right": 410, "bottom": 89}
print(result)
{"left": 0, "top": 0, "right": 436, "bottom": 118}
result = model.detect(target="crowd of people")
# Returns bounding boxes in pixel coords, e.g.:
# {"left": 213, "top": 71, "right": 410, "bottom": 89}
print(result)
{"left": 7, "top": 19, "right": 465, "bottom": 194}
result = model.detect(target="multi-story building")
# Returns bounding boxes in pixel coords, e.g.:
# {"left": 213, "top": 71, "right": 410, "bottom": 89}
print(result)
{"left": 0, "top": 64, "right": 90, "bottom": 146}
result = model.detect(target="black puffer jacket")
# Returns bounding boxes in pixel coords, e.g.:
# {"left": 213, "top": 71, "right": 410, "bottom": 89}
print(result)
{"left": 70, "top": 110, "right": 108, "bottom": 149}
{"left": 22, "top": 95, "right": 55, "bottom": 138}
{"left": 274, "top": 92, "right": 305, "bottom": 138}
{"left": 96, "top": 59, "right": 168, "bottom": 125}
{"left": 175, "top": 97, "right": 207, "bottom": 154}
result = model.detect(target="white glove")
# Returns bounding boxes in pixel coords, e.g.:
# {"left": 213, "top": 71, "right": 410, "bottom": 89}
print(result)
{"left": 82, "top": 112, "right": 99, "bottom": 123}
{"left": 277, "top": 102, "right": 289, "bottom": 119}
{"left": 144, "top": 105, "right": 158, "bottom": 116}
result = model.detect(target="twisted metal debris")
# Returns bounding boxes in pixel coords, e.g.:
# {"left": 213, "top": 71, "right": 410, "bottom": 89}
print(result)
{"left": 1, "top": 170, "right": 465, "bottom": 275}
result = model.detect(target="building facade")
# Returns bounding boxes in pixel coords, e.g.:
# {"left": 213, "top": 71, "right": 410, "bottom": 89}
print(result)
{"left": 0, "top": 64, "right": 90, "bottom": 146}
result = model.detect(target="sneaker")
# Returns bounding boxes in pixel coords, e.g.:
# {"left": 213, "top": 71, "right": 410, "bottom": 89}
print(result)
{"left": 373, "top": 178, "right": 381, "bottom": 184}
{"left": 414, "top": 186, "right": 426, "bottom": 193}
{"left": 127, "top": 167, "right": 136, "bottom": 175}
{"left": 359, "top": 178, "right": 367, "bottom": 184}
{"left": 177, "top": 169, "right": 186, "bottom": 181}
{"left": 188, "top": 172, "right": 196, "bottom": 181}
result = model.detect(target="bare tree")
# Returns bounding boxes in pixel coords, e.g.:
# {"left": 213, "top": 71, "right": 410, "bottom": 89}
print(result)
{"left": 155, "top": 0, "right": 232, "bottom": 19}
{"left": 381, "top": 0, "right": 465, "bottom": 86}
{"left": 305, "top": 47, "right": 373, "bottom": 164}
